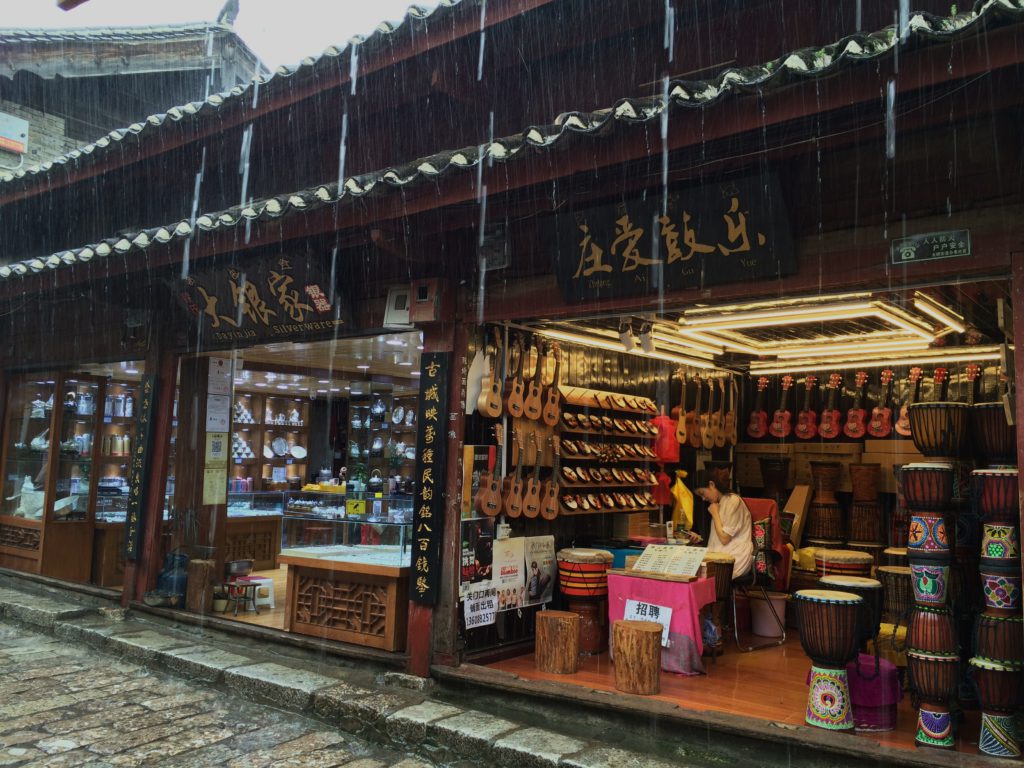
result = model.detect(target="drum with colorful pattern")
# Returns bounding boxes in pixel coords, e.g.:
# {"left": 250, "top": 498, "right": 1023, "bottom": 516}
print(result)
{"left": 971, "top": 656, "right": 1024, "bottom": 758}
{"left": 907, "top": 511, "right": 951, "bottom": 560}
{"left": 815, "top": 549, "right": 873, "bottom": 579}
{"left": 910, "top": 562, "right": 950, "bottom": 607}
{"left": 980, "top": 523, "right": 1021, "bottom": 569}
{"left": 556, "top": 548, "right": 613, "bottom": 599}
{"left": 980, "top": 567, "right": 1022, "bottom": 615}
{"left": 906, "top": 649, "right": 959, "bottom": 749}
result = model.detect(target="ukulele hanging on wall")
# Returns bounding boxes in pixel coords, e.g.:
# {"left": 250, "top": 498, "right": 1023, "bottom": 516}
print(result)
{"left": 894, "top": 367, "right": 923, "bottom": 437}
{"left": 768, "top": 375, "right": 794, "bottom": 439}
{"left": 746, "top": 376, "right": 769, "bottom": 439}
{"left": 817, "top": 373, "right": 843, "bottom": 440}
{"left": 794, "top": 375, "right": 818, "bottom": 440}
{"left": 842, "top": 371, "right": 869, "bottom": 439}
{"left": 866, "top": 369, "right": 895, "bottom": 438}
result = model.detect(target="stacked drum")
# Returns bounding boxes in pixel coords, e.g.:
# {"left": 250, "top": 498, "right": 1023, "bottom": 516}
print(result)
{"left": 848, "top": 463, "right": 884, "bottom": 548}
{"left": 556, "top": 548, "right": 614, "bottom": 654}
{"left": 970, "top": 467, "right": 1022, "bottom": 758}
{"left": 806, "top": 461, "right": 844, "bottom": 549}
{"left": 899, "top": 461, "right": 959, "bottom": 749}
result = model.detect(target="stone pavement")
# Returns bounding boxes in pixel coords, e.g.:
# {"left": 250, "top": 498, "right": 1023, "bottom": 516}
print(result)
{"left": 0, "top": 577, "right": 691, "bottom": 768}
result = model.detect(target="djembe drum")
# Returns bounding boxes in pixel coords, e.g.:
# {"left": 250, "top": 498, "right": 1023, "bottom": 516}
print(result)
{"left": 969, "top": 656, "right": 1023, "bottom": 757}
{"left": 758, "top": 456, "right": 790, "bottom": 508}
{"left": 703, "top": 553, "right": 735, "bottom": 653}
{"left": 877, "top": 566, "right": 913, "bottom": 626}
{"left": 973, "top": 468, "right": 1019, "bottom": 524}
{"left": 845, "top": 541, "right": 884, "bottom": 571}
{"left": 907, "top": 402, "right": 969, "bottom": 459}
{"left": 815, "top": 549, "right": 873, "bottom": 579}
{"left": 557, "top": 548, "right": 613, "bottom": 654}
{"left": 883, "top": 547, "right": 908, "bottom": 567}
{"left": 807, "top": 461, "right": 844, "bottom": 542}
{"left": 849, "top": 463, "right": 881, "bottom": 502}
{"left": 900, "top": 463, "right": 955, "bottom": 509}
{"left": 906, "top": 649, "right": 960, "bottom": 748}
{"left": 793, "top": 589, "right": 863, "bottom": 731}
{"left": 971, "top": 402, "right": 1017, "bottom": 467}
{"left": 975, "top": 612, "right": 1024, "bottom": 668}
{"left": 818, "top": 575, "right": 882, "bottom": 650}
{"left": 848, "top": 502, "right": 883, "bottom": 544}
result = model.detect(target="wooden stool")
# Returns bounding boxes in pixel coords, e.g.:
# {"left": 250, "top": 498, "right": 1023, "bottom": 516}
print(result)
{"left": 535, "top": 610, "right": 579, "bottom": 674}
{"left": 613, "top": 619, "right": 661, "bottom": 695}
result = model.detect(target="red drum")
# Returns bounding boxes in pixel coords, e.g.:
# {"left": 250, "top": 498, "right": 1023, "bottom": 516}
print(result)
{"left": 809, "top": 461, "right": 841, "bottom": 504}
{"left": 907, "top": 511, "right": 951, "bottom": 560}
{"left": 877, "top": 566, "right": 913, "bottom": 625}
{"left": 906, "top": 402, "right": 969, "bottom": 458}
{"left": 848, "top": 463, "right": 881, "bottom": 502}
{"left": 848, "top": 502, "right": 883, "bottom": 544}
{"left": 970, "top": 656, "right": 1023, "bottom": 713}
{"left": 794, "top": 589, "right": 862, "bottom": 731}
{"left": 557, "top": 548, "right": 613, "bottom": 599}
{"left": 898, "top": 463, "right": 954, "bottom": 510}
{"left": 980, "top": 523, "right": 1021, "bottom": 569}
{"left": 907, "top": 606, "right": 955, "bottom": 655}
{"left": 806, "top": 503, "right": 844, "bottom": 541}
{"left": 815, "top": 549, "right": 872, "bottom": 579}
{"left": 845, "top": 541, "right": 884, "bottom": 569}
{"left": 906, "top": 650, "right": 959, "bottom": 748}
{"left": 972, "top": 469, "right": 1019, "bottom": 523}
{"left": 971, "top": 402, "right": 1017, "bottom": 467}
{"left": 819, "top": 575, "right": 882, "bottom": 648}
{"left": 975, "top": 612, "right": 1024, "bottom": 665}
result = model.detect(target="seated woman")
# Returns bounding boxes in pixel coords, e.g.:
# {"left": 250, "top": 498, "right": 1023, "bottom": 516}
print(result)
{"left": 686, "top": 480, "right": 753, "bottom": 579}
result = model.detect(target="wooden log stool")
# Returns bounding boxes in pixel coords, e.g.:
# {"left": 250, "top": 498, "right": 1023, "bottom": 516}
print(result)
{"left": 535, "top": 610, "right": 580, "bottom": 674}
{"left": 613, "top": 619, "right": 662, "bottom": 695}
{"left": 185, "top": 558, "right": 215, "bottom": 614}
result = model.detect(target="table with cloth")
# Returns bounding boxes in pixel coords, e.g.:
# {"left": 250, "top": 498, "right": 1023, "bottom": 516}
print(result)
{"left": 607, "top": 571, "right": 717, "bottom": 675}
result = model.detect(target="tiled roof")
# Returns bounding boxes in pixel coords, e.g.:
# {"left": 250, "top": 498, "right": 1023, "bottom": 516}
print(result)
{"left": 0, "top": 21, "right": 234, "bottom": 43}
{"left": 0, "top": 0, "right": 467, "bottom": 184}
{"left": 2, "top": 0, "right": 1022, "bottom": 281}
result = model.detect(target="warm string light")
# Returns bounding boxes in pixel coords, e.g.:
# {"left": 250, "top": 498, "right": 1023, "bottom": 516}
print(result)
{"left": 534, "top": 328, "right": 718, "bottom": 369}
{"left": 749, "top": 345, "right": 1004, "bottom": 375}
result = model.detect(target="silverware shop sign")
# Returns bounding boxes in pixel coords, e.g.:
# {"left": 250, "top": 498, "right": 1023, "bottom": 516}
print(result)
{"left": 410, "top": 353, "right": 449, "bottom": 606}
{"left": 177, "top": 257, "right": 346, "bottom": 343}
{"left": 554, "top": 175, "right": 795, "bottom": 302}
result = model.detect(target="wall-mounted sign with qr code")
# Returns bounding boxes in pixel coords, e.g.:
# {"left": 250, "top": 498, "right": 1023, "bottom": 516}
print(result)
{"left": 624, "top": 599, "right": 673, "bottom": 647}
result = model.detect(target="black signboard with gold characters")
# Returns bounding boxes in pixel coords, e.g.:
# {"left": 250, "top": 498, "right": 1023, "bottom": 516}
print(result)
{"left": 176, "top": 255, "right": 349, "bottom": 344}
{"left": 554, "top": 175, "right": 794, "bottom": 302}
{"left": 409, "top": 352, "right": 450, "bottom": 606}
{"left": 123, "top": 375, "right": 157, "bottom": 561}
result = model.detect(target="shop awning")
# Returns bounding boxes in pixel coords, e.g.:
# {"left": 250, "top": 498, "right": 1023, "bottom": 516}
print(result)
{"left": 2, "top": 0, "right": 1022, "bottom": 283}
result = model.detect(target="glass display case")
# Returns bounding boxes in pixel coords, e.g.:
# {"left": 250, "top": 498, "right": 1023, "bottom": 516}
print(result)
{"left": 226, "top": 491, "right": 285, "bottom": 517}
{"left": 1, "top": 375, "right": 56, "bottom": 522}
{"left": 279, "top": 519, "right": 411, "bottom": 569}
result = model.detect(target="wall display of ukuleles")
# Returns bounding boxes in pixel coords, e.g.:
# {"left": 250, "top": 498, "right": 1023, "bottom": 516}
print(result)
{"left": 471, "top": 327, "right": 563, "bottom": 425}
{"left": 674, "top": 372, "right": 738, "bottom": 448}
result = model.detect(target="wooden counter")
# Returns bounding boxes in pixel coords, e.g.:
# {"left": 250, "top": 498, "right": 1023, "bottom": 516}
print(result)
{"left": 91, "top": 521, "right": 126, "bottom": 587}
{"left": 0, "top": 515, "right": 43, "bottom": 573}
{"left": 224, "top": 514, "right": 282, "bottom": 570}
{"left": 279, "top": 552, "right": 409, "bottom": 651}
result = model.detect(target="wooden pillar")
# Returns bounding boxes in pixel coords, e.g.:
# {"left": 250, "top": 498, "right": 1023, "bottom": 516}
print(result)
{"left": 405, "top": 284, "right": 465, "bottom": 677}
{"left": 1011, "top": 253, "right": 1024, "bottom": 592}
{"left": 125, "top": 340, "right": 178, "bottom": 604}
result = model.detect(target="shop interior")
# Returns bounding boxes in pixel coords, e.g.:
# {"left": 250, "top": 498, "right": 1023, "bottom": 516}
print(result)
{"left": 0, "top": 331, "right": 422, "bottom": 645}
{"left": 460, "top": 282, "right": 1015, "bottom": 757}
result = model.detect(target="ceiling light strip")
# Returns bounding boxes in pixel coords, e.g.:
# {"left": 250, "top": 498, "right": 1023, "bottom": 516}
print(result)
{"left": 680, "top": 302, "right": 876, "bottom": 329}
{"left": 772, "top": 339, "right": 933, "bottom": 359}
{"left": 534, "top": 328, "right": 719, "bottom": 370}
{"left": 749, "top": 346, "right": 1004, "bottom": 375}
{"left": 913, "top": 298, "right": 967, "bottom": 333}
{"left": 682, "top": 292, "right": 873, "bottom": 317}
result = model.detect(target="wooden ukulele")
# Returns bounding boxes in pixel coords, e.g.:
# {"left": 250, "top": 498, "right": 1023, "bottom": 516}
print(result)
{"left": 540, "top": 436, "right": 560, "bottom": 521}
{"left": 502, "top": 429, "right": 525, "bottom": 518}
{"left": 965, "top": 363, "right": 981, "bottom": 406}
{"left": 690, "top": 376, "right": 707, "bottom": 450}
{"left": 474, "top": 426, "right": 503, "bottom": 516}
{"left": 522, "top": 337, "right": 544, "bottom": 421}
{"left": 540, "top": 343, "right": 561, "bottom": 427}
{"left": 713, "top": 379, "right": 728, "bottom": 449}
{"left": 934, "top": 366, "right": 950, "bottom": 401}
{"left": 842, "top": 371, "right": 869, "bottom": 439}
{"left": 746, "top": 376, "right": 769, "bottom": 439}
{"left": 687, "top": 374, "right": 703, "bottom": 449}
{"left": 867, "top": 369, "right": 895, "bottom": 438}
{"left": 723, "top": 378, "right": 738, "bottom": 446}
{"left": 818, "top": 373, "right": 843, "bottom": 440}
{"left": 701, "top": 378, "right": 717, "bottom": 449}
{"left": 522, "top": 435, "right": 543, "bottom": 519}
{"left": 504, "top": 333, "right": 526, "bottom": 419}
{"left": 768, "top": 375, "right": 794, "bottom": 439}
{"left": 476, "top": 329, "right": 503, "bottom": 418}
{"left": 674, "top": 370, "right": 688, "bottom": 445}
{"left": 894, "top": 367, "right": 923, "bottom": 437}
{"left": 794, "top": 375, "right": 819, "bottom": 440}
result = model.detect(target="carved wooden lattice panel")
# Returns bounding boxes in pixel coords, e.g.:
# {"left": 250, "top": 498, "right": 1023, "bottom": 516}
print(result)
{"left": 294, "top": 575, "right": 388, "bottom": 637}
{"left": 225, "top": 532, "right": 274, "bottom": 562}
{"left": 0, "top": 524, "right": 41, "bottom": 550}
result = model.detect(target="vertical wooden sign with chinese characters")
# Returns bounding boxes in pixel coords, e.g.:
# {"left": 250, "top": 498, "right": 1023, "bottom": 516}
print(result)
{"left": 554, "top": 174, "right": 794, "bottom": 302}
{"left": 123, "top": 375, "right": 157, "bottom": 561}
{"left": 409, "top": 352, "right": 450, "bottom": 605}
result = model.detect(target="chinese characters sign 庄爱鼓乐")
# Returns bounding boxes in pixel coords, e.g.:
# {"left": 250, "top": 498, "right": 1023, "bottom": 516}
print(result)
{"left": 123, "top": 375, "right": 157, "bottom": 561}
{"left": 176, "top": 256, "right": 348, "bottom": 343}
{"left": 553, "top": 175, "right": 795, "bottom": 302}
{"left": 410, "top": 352, "right": 450, "bottom": 605}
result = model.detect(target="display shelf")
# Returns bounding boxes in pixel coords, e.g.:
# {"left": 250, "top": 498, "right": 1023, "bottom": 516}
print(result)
{"left": 558, "top": 427, "right": 657, "bottom": 440}
{"left": 559, "top": 503, "right": 660, "bottom": 517}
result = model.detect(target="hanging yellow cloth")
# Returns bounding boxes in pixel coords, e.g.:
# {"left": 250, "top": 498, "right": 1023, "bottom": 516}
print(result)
{"left": 671, "top": 469, "right": 693, "bottom": 531}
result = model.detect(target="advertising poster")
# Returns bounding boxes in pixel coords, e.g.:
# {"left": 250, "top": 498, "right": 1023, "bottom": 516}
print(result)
{"left": 523, "top": 535, "right": 556, "bottom": 606}
{"left": 492, "top": 536, "right": 526, "bottom": 611}
{"left": 460, "top": 517, "right": 495, "bottom": 599}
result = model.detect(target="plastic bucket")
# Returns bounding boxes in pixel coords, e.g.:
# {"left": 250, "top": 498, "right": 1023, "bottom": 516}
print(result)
{"left": 749, "top": 591, "right": 788, "bottom": 637}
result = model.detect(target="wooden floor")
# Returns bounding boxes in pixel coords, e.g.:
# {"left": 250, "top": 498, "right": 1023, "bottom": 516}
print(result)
{"left": 487, "top": 634, "right": 983, "bottom": 756}
{"left": 218, "top": 565, "right": 288, "bottom": 631}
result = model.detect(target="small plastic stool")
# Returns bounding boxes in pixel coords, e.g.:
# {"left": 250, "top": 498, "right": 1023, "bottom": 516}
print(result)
{"left": 244, "top": 576, "right": 275, "bottom": 610}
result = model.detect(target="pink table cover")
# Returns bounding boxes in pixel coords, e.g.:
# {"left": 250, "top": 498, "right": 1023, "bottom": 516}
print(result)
{"left": 607, "top": 573, "right": 717, "bottom": 675}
